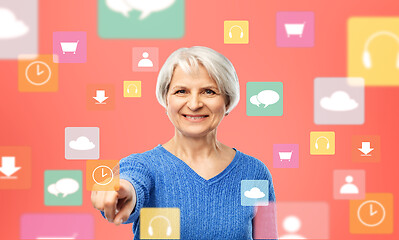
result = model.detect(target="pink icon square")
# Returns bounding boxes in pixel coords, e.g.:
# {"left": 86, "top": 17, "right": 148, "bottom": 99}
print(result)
{"left": 273, "top": 144, "right": 299, "bottom": 168}
{"left": 334, "top": 170, "right": 365, "bottom": 200}
{"left": 132, "top": 47, "right": 159, "bottom": 72}
{"left": 20, "top": 213, "right": 94, "bottom": 239}
{"left": 276, "top": 12, "right": 314, "bottom": 47}
{"left": 53, "top": 31, "right": 87, "bottom": 63}
{"left": 276, "top": 202, "right": 329, "bottom": 239}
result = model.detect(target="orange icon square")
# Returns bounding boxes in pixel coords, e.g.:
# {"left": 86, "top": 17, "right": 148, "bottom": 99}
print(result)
{"left": 350, "top": 193, "right": 393, "bottom": 234}
{"left": 0, "top": 146, "right": 31, "bottom": 189}
{"left": 18, "top": 55, "right": 58, "bottom": 92}
{"left": 352, "top": 136, "right": 380, "bottom": 162}
{"left": 87, "top": 84, "right": 115, "bottom": 110}
{"left": 86, "top": 160, "right": 119, "bottom": 191}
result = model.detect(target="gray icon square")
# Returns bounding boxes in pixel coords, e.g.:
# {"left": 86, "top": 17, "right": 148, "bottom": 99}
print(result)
{"left": 314, "top": 77, "right": 364, "bottom": 125}
{"left": 0, "top": 0, "right": 38, "bottom": 59}
{"left": 65, "top": 127, "right": 99, "bottom": 160}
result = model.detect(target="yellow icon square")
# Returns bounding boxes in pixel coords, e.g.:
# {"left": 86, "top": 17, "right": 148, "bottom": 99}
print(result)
{"left": 140, "top": 208, "right": 180, "bottom": 239}
{"left": 350, "top": 193, "right": 393, "bottom": 234}
{"left": 224, "top": 21, "right": 249, "bottom": 44}
{"left": 86, "top": 160, "right": 120, "bottom": 191}
{"left": 18, "top": 55, "right": 58, "bottom": 92}
{"left": 124, "top": 81, "right": 141, "bottom": 97}
{"left": 348, "top": 18, "right": 399, "bottom": 86}
{"left": 310, "top": 131, "right": 335, "bottom": 155}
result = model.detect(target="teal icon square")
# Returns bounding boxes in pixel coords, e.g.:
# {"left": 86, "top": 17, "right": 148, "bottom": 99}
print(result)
{"left": 241, "top": 180, "right": 269, "bottom": 206}
{"left": 98, "top": 0, "right": 185, "bottom": 39}
{"left": 247, "top": 82, "right": 283, "bottom": 116}
{"left": 44, "top": 170, "right": 82, "bottom": 206}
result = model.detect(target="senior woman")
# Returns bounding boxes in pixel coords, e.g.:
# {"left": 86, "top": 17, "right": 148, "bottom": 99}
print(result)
{"left": 91, "top": 46, "right": 277, "bottom": 239}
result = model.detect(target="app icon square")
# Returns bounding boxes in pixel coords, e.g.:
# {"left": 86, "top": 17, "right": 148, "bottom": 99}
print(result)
{"left": 314, "top": 77, "right": 364, "bottom": 125}
{"left": 276, "top": 202, "right": 329, "bottom": 239}
{"left": 140, "top": 208, "right": 180, "bottom": 239}
{"left": 44, "top": 170, "right": 82, "bottom": 206}
{"left": 273, "top": 144, "right": 299, "bottom": 168}
{"left": 20, "top": 213, "right": 94, "bottom": 239}
{"left": 124, "top": 81, "right": 141, "bottom": 97}
{"left": 241, "top": 180, "right": 269, "bottom": 206}
{"left": 253, "top": 202, "right": 278, "bottom": 239}
{"left": 98, "top": 0, "right": 184, "bottom": 39}
{"left": 87, "top": 84, "right": 115, "bottom": 110}
{"left": 310, "top": 131, "right": 335, "bottom": 155}
{"left": 53, "top": 31, "right": 87, "bottom": 63}
{"left": 224, "top": 20, "right": 249, "bottom": 44}
{"left": 0, "top": 0, "right": 38, "bottom": 59}
{"left": 334, "top": 170, "right": 365, "bottom": 200}
{"left": 0, "top": 146, "right": 31, "bottom": 189}
{"left": 348, "top": 18, "right": 399, "bottom": 86}
{"left": 350, "top": 193, "right": 393, "bottom": 234}
{"left": 132, "top": 47, "right": 159, "bottom": 72}
{"left": 352, "top": 135, "right": 380, "bottom": 163}
{"left": 65, "top": 127, "right": 99, "bottom": 160}
{"left": 276, "top": 12, "right": 314, "bottom": 47}
{"left": 86, "top": 160, "right": 120, "bottom": 191}
{"left": 247, "top": 82, "right": 283, "bottom": 116}
{"left": 18, "top": 55, "right": 58, "bottom": 92}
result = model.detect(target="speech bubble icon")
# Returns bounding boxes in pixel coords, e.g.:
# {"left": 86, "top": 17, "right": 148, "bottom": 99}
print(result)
{"left": 124, "top": 0, "right": 176, "bottom": 20}
{"left": 48, "top": 184, "right": 60, "bottom": 196}
{"left": 106, "top": 0, "right": 133, "bottom": 17}
{"left": 257, "top": 90, "right": 280, "bottom": 108}
{"left": 250, "top": 95, "right": 261, "bottom": 107}
{"left": 48, "top": 178, "right": 80, "bottom": 198}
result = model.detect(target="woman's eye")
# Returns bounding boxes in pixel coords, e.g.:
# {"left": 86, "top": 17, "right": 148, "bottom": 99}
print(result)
{"left": 204, "top": 89, "right": 216, "bottom": 95}
{"left": 175, "top": 90, "right": 186, "bottom": 94}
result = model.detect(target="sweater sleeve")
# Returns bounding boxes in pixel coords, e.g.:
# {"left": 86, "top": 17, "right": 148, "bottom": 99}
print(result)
{"left": 118, "top": 154, "right": 154, "bottom": 224}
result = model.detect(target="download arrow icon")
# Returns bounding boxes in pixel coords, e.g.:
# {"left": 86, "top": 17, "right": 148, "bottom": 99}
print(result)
{"left": 358, "top": 142, "right": 374, "bottom": 156}
{"left": 93, "top": 90, "right": 108, "bottom": 104}
{"left": 0, "top": 156, "right": 21, "bottom": 177}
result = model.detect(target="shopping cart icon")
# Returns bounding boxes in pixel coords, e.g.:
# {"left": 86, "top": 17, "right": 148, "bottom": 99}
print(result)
{"left": 278, "top": 151, "right": 293, "bottom": 161}
{"left": 284, "top": 22, "right": 306, "bottom": 38}
{"left": 60, "top": 40, "right": 79, "bottom": 54}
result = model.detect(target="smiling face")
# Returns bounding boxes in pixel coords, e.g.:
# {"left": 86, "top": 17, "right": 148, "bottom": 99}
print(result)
{"left": 166, "top": 65, "right": 228, "bottom": 138}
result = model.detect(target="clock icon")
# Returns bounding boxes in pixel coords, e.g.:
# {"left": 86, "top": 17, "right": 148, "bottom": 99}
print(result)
{"left": 357, "top": 200, "right": 386, "bottom": 227}
{"left": 25, "top": 60, "right": 52, "bottom": 86}
{"left": 92, "top": 165, "right": 113, "bottom": 185}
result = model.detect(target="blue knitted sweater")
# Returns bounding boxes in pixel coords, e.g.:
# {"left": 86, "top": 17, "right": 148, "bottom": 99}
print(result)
{"left": 118, "top": 145, "right": 276, "bottom": 240}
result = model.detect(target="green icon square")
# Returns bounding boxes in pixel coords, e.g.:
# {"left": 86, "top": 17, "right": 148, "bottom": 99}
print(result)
{"left": 44, "top": 170, "right": 82, "bottom": 206}
{"left": 98, "top": 0, "right": 185, "bottom": 39}
{"left": 246, "top": 82, "right": 283, "bottom": 116}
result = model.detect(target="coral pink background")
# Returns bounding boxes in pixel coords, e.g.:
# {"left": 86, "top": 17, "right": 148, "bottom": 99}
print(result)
{"left": 0, "top": 0, "right": 398, "bottom": 239}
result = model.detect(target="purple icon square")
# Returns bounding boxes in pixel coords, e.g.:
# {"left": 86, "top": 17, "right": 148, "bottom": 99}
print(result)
{"left": 273, "top": 144, "right": 299, "bottom": 168}
{"left": 276, "top": 12, "right": 314, "bottom": 47}
{"left": 53, "top": 31, "right": 87, "bottom": 63}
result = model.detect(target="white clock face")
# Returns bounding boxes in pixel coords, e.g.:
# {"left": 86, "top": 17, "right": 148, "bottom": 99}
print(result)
{"left": 92, "top": 165, "right": 113, "bottom": 185}
{"left": 357, "top": 200, "right": 386, "bottom": 227}
{"left": 25, "top": 60, "right": 52, "bottom": 86}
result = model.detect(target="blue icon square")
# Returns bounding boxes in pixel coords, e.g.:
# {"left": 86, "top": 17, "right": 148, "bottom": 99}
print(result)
{"left": 241, "top": 180, "right": 269, "bottom": 206}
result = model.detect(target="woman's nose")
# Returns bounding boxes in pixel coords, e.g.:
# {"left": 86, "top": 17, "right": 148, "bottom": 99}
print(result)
{"left": 187, "top": 95, "right": 203, "bottom": 110}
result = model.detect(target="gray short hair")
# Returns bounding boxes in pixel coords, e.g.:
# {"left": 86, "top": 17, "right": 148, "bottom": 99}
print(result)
{"left": 156, "top": 46, "right": 240, "bottom": 114}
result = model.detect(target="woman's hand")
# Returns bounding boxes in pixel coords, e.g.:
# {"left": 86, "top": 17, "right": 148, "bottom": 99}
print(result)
{"left": 91, "top": 179, "right": 136, "bottom": 226}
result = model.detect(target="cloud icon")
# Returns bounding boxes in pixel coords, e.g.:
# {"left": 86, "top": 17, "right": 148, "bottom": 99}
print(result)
{"left": 106, "top": 0, "right": 176, "bottom": 20}
{"left": 320, "top": 90, "right": 358, "bottom": 111}
{"left": 69, "top": 136, "right": 95, "bottom": 150}
{"left": 244, "top": 187, "right": 266, "bottom": 199}
{"left": 0, "top": 8, "right": 29, "bottom": 39}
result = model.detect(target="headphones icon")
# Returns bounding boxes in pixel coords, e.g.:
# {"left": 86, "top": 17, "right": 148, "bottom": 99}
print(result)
{"left": 229, "top": 25, "right": 244, "bottom": 38}
{"left": 148, "top": 215, "right": 172, "bottom": 237}
{"left": 315, "top": 136, "right": 330, "bottom": 149}
{"left": 126, "top": 84, "right": 138, "bottom": 94}
{"left": 362, "top": 31, "right": 399, "bottom": 69}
